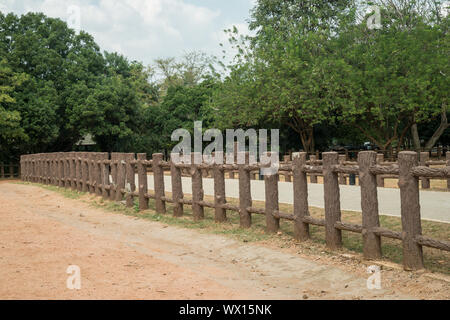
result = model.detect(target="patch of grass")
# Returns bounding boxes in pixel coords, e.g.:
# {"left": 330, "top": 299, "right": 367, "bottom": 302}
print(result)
{"left": 23, "top": 182, "right": 450, "bottom": 275}
{"left": 16, "top": 182, "right": 86, "bottom": 199}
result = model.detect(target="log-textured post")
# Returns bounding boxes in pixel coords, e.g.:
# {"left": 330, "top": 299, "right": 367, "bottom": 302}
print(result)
{"left": 420, "top": 152, "right": 430, "bottom": 189}
{"left": 323, "top": 152, "right": 342, "bottom": 249}
{"left": 50, "top": 154, "right": 55, "bottom": 185}
{"left": 80, "top": 153, "right": 88, "bottom": 192}
{"left": 239, "top": 152, "right": 252, "bottom": 228}
{"left": 39, "top": 154, "right": 44, "bottom": 184}
{"left": 170, "top": 153, "right": 184, "bottom": 217}
{"left": 100, "top": 153, "right": 110, "bottom": 199}
{"left": 293, "top": 152, "right": 309, "bottom": 241}
{"left": 153, "top": 153, "right": 166, "bottom": 214}
{"left": 65, "top": 153, "right": 70, "bottom": 188}
{"left": 70, "top": 152, "right": 77, "bottom": 190}
{"left": 115, "top": 153, "right": 126, "bottom": 201}
{"left": 32, "top": 157, "right": 36, "bottom": 182}
{"left": 45, "top": 156, "right": 50, "bottom": 184}
{"left": 376, "top": 154, "right": 385, "bottom": 188}
{"left": 1, "top": 163, "right": 4, "bottom": 179}
{"left": 264, "top": 152, "right": 280, "bottom": 233}
{"left": 398, "top": 151, "right": 424, "bottom": 270}
{"left": 97, "top": 153, "right": 108, "bottom": 197}
{"left": 125, "top": 153, "right": 136, "bottom": 207}
{"left": 283, "top": 155, "right": 291, "bottom": 182}
{"left": 76, "top": 153, "right": 82, "bottom": 191}
{"left": 191, "top": 152, "right": 204, "bottom": 220}
{"left": 358, "top": 151, "right": 382, "bottom": 260}
{"left": 109, "top": 153, "right": 118, "bottom": 200}
{"left": 57, "top": 153, "right": 63, "bottom": 188}
{"left": 213, "top": 151, "right": 226, "bottom": 222}
{"left": 41, "top": 157, "right": 47, "bottom": 184}
{"left": 88, "top": 153, "right": 95, "bottom": 193}
{"left": 309, "top": 155, "right": 318, "bottom": 183}
{"left": 20, "top": 156, "right": 24, "bottom": 181}
{"left": 37, "top": 154, "right": 41, "bottom": 183}
{"left": 92, "top": 153, "right": 100, "bottom": 195}
{"left": 446, "top": 153, "right": 450, "bottom": 190}
{"left": 338, "top": 154, "right": 347, "bottom": 185}
{"left": 137, "top": 153, "right": 149, "bottom": 211}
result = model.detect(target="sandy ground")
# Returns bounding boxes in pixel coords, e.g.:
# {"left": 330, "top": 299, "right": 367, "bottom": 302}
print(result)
{"left": 0, "top": 181, "right": 448, "bottom": 300}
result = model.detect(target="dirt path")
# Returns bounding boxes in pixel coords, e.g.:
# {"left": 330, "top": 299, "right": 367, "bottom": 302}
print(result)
{"left": 0, "top": 181, "right": 447, "bottom": 300}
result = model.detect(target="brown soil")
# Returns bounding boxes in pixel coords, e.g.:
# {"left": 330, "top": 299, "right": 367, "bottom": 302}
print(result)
{"left": 0, "top": 181, "right": 448, "bottom": 300}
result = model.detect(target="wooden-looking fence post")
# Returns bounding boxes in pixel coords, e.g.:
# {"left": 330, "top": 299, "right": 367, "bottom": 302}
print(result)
{"left": 96, "top": 153, "right": 107, "bottom": 197}
{"left": 125, "top": 153, "right": 136, "bottom": 207}
{"left": 447, "top": 153, "right": 450, "bottom": 190}
{"left": 40, "top": 154, "right": 45, "bottom": 184}
{"left": 358, "top": 151, "right": 382, "bottom": 260}
{"left": 65, "top": 153, "right": 71, "bottom": 188}
{"left": 20, "top": 156, "right": 24, "bottom": 181}
{"left": 398, "top": 151, "right": 424, "bottom": 270}
{"left": 292, "top": 152, "right": 309, "bottom": 241}
{"left": 47, "top": 154, "right": 52, "bottom": 184}
{"left": 80, "top": 153, "right": 88, "bottom": 192}
{"left": 50, "top": 154, "right": 56, "bottom": 185}
{"left": 137, "top": 153, "right": 149, "bottom": 211}
{"left": 30, "top": 154, "right": 36, "bottom": 182}
{"left": 191, "top": 152, "right": 204, "bottom": 220}
{"left": 100, "top": 153, "right": 110, "bottom": 199}
{"left": 338, "top": 154, "right": 347, "bottom": 185}
{"left": 75, "top": 153, "right": 82, "bottom": 191}
{"left": 115, "top": 153, "right": 126, "bottom": 201}
{"left": 238, "top": 152, "right": 252, "bottom": 228}
{"left": 420, "top": 152, "right": 430, "bottom": 189}
{"left": 170, "top": 153, "right": 184, "bottom": 217}
{"left": 109, "top": 153, "right": 118, "bottom": 200}
{"left": 70, "top": 152, "right": 77, "bottom": 190}
{"left": 41, "top": 156, "right": 47, "bottom": 184}
{"left": 91, "top": 152, "right": 97, "bottom": 193}
{"left": 39, "top": 154, "right": 43, "bottom": 183}
{"left": 153, "top": 153, "right": 166, "bottom": 214}
{"left": 0, "top": 163, "right": 4, "bottom": 179}
{"left": 309, "top": 155, "right": 318, "bottom": 183}
{"left": 376, "top": 154, "right": 385, "bottom": 188}
{"left": 58, "top": 153, "right": 64, "bottom": 188}
{"left": 283, "top": 155, "right": 291, "bottom": 182}
{"left": 213, "top": 151, "right": 226, "bottom": 222}
{"left": 323, "top": 152, "right": 342, "bottom": 250}
{"left": 264, "top": 152, "right": 280, "bottom": 233}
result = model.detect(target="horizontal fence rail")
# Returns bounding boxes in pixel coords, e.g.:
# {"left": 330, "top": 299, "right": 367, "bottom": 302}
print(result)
{"left": 0, "top": 163, "right": 20, "bottom": 179}
{"left": 20, "top": 151, "right": 450, "bottom": 271}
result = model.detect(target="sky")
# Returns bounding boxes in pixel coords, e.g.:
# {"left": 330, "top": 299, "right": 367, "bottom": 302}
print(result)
{"left": 0, "top": 0, "right": 257, "bottom": 66}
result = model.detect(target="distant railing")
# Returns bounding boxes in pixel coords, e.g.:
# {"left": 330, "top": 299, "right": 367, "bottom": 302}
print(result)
{"left": 21, "top": 151, "right": 450, "bottom": 271}
{"left": 0, "top": 163, "right": 20, "bottom": 179}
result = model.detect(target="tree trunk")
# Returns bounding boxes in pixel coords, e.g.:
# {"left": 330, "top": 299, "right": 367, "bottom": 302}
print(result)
{"left": 424, "top": 108, "right": 449, "bottom": 151}
{"left": 411, "top": 124, "right": 421, "bottom": 152}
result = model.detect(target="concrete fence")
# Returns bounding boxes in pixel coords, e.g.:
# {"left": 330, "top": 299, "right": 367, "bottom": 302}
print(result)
{"left": 0, "top": 163, "right": 20, "bottom": 179}
{"left": 276, "top": 152, "right": 450, "bottom": 190}
{"left": 20, "top": 151, "right": 450, "bottom": 271}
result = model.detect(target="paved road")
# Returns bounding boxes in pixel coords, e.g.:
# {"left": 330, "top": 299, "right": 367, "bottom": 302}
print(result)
{"left": 143, "top": 175, "right": 450, "bottom": 223}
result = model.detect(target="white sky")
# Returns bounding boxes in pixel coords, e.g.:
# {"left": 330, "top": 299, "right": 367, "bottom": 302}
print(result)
{"left": 0, "top": 0, "right": 257, "bottom": 65}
